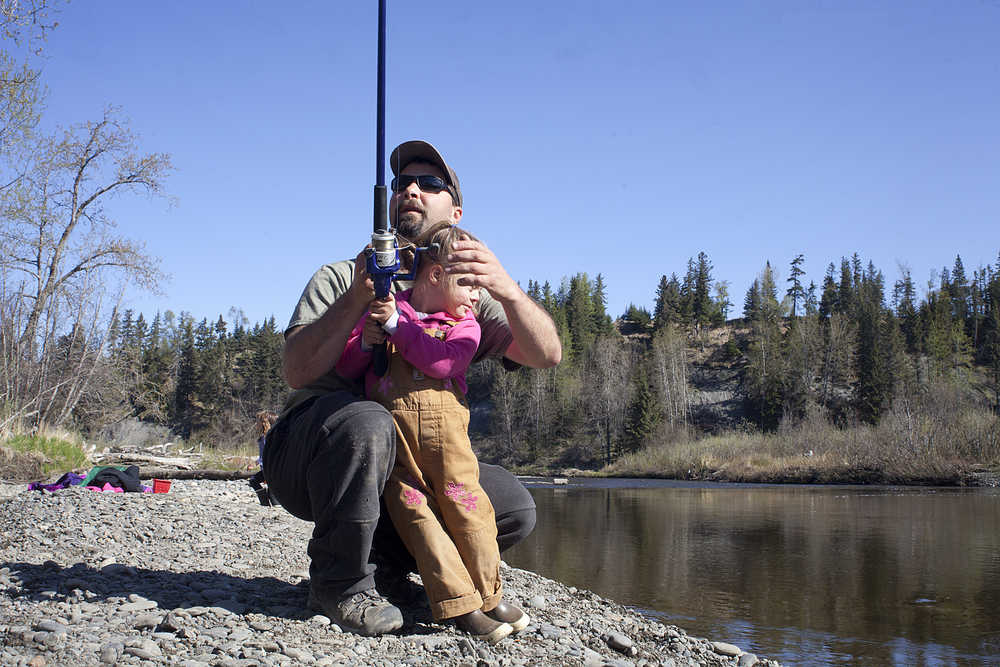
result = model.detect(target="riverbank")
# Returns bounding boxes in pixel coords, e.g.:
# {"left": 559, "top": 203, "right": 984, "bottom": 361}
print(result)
{"left": 0, "top": 480, "right": 779, "bottom": 666}
{"left": 536, "top": 463, "right": 1000, "bottom": 487}
{"left": 529, "top": 404, "right": 1000, "bottom": 487}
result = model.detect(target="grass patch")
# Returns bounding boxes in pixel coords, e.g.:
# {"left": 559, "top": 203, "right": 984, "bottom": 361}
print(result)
{"left": 1, "top": 432, "right": 90, "bottom": 481}
{"left": 606, "top": 401, "right": 1000, "bottom": 485}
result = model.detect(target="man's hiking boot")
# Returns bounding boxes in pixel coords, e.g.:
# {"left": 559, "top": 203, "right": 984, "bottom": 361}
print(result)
{"left": 308, "top": 587, "right": 403, "bottom": 636}
{"left": 454, "top": 609, "right": 513, "bottom": 644}
{"left": 486, "top": 600, "right": 529, "bottom": 633}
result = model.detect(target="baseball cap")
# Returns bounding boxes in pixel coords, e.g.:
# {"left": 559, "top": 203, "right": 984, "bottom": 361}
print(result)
{"left": 389, "top": 140, "right": 462, "bottom": 207}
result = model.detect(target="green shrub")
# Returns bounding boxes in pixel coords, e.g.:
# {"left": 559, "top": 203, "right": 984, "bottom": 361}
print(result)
{"left": 2, "top": 433, "right": 89, "bottom": 479}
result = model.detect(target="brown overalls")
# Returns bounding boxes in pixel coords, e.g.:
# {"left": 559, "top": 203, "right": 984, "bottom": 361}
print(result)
{"left": 370, "top": 341, "right": 502, "bottom": 621}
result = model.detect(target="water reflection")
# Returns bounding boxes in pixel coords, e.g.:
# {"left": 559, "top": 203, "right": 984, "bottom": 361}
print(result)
{"left": 505, "top": 480, "right": 1000, "bottom": 666}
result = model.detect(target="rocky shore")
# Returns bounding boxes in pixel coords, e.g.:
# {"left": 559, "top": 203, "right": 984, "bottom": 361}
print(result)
{"left": 0, "top": 480, "right": 779, "bottom": 666}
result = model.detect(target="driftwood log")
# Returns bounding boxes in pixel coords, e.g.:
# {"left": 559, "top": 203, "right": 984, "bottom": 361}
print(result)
{"left": 139, "top": 468, "right": 255, "bottom": 481}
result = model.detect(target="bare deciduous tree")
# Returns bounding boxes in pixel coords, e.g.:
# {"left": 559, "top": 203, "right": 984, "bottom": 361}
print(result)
{"left": 1, "top": 105, "right": 172, "bottom": 431}
{"left": 488, "top": 359, "right": 520, "bottom": 461}
{"left": 651, "top": 324, "right": 690, "bottom": 427}
{"left": 590, "top": 336, "right": 631, "bottom": 465}
{"left": 1, "top": 0, "right": 61, "bottom": 47}
{"left": 5, "top": 107, "right": 171, "bottom": 351}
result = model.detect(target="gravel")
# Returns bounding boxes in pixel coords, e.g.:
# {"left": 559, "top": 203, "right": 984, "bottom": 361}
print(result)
{"left": 0, "top": 480, "right": 781, "bottom": 666}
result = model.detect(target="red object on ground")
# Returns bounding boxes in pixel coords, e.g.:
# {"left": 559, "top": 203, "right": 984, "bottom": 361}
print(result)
{"left": 152, "top": 479, "right": 171, "bottom": 493}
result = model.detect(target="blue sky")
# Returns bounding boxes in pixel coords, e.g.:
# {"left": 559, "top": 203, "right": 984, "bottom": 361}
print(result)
{"left": 30, "top": 1, "right": 1000, "bottom": 329}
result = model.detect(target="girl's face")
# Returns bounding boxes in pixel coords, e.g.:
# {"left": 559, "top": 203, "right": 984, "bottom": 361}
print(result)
{"left": 421, "top": 263, "right": 478, "bottom": 318}
{"left": 441, "top": 275, "right": 479, "bottom": 319}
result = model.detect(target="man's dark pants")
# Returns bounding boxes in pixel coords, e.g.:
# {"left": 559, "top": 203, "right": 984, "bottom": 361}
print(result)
{"left": 262, "top": 391, "right": 536, "bottom": 599}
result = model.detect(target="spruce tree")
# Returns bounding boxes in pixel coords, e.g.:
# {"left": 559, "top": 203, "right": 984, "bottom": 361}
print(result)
{"left": 893, "top": 268, "right": 919, "bottom": 353}
{"left": 679, "top": 258, "right": 696, "bottom": 324}
{"left": 837, "top": 258, "right": 854, "bottom": 315}
{"left": 692, "top": 251, "right": 714, "bottom": 326}
{"left": 819, "top": 263, "right": 838, "bottom": 319}
{"left": 623, "top": 304, "right": 652, "bottom": 329}
{"left": 984, "top": 296, "right": 1000, "bottom": 414}
{"left": 743, "top": 279, "right": 761, "bottom": 320}
{"left": 950, "top": 255, "right": 969, "bottom": 323}
{"left": 625, "top": 365, "right": 660, "bottom": 452}
{"left": 172, "top": 316, "right": 197, "bottom": 438}
{"left": 786, "top": 254, "right": 806, "bottom": 318}
{"left": 653, "top": 274, "right": 682, "bottom": 330}
{"left": 805, "top": 281, "right": 818, "bottom": 316}
{"left": 566, "top": 273, "right": 596, "bottom": 361}
{"left": 855, "top": 294, "right": 890, "bottom": 424}
{"left": 591, "top": 273, "right": 615, "bottom": 336}
{"left": 742, "top": 264, "right": 785, "bottom": 429}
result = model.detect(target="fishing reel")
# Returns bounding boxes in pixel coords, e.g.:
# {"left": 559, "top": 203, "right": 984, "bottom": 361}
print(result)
{"left": 366, "top": 231, "right": 400, "bottom": 300}
{"left": 365, "top": 230, "right": 438, "bottom": 376}
{"left": 365, "top": 230, "right": 439, "bottom": 296}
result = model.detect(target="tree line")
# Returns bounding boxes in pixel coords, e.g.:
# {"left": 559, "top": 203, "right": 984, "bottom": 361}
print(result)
{"left": 469, "top": 250, "right": 1000, "bottom": 468}
{"left": 5, "top": 246, "right": 999, "bottom": 468}
{"left": 738, "top": 253, "right": 1000, "bottom": 430}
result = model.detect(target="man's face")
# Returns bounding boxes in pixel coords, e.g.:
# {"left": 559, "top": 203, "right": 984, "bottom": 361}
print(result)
{"left": 389, "top": 161, "right": 462, "bottom": 239}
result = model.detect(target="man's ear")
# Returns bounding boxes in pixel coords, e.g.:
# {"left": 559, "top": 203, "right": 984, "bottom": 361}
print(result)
{"left": 451, "top": 205, "right": 463, "bottom": 224}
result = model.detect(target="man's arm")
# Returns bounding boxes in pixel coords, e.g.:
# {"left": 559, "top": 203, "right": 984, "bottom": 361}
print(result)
{"left": 283, "top": 251, "right": 374, "bottom": 389}
{"left": 333, "top": 314, "right": 374, "bottom": 381}
{"left": 446, "top": 239, "right": 561, "bottom": 369}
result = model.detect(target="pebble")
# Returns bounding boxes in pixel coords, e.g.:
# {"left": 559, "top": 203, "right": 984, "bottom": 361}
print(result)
{"left": 712, "top": 641, "right": 742, "bottom": 657}
{"left": 607, "top": 632, "right": 635, "bottom": 653}
{"left": 527, "top": 594, "right": 547, "bottom": 610}
{"left": 1, "top": 479, "right": 783, "bottom": 666}
{"left": 133, "top": 612, "right": 161, "bottom": 628}
{"left": 119, "top": 600, "right": 157, "bottom": 613}
{"left": 35, "top": 620, "right": 68, "bottom": 634}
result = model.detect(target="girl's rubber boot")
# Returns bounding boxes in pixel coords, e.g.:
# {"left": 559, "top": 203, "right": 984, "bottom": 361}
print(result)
{"left": 486, "top": 600, "right": 530, "bottom": 633}
{"left": 454, "top": 609, "right": 513, "bottom": 644}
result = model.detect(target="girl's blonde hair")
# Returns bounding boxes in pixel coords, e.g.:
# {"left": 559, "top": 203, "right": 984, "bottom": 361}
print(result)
{"left": 402, "top": 221, "right": 479, "bottom": 273}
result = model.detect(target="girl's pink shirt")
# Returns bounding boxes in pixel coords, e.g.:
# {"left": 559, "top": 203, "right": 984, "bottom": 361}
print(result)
{"left": 336, "top": 289, "right": 481, "bottom": 396}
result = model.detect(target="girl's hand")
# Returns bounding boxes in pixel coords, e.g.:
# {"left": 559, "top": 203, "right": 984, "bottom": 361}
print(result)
{"left": 368, "top": 293, "right": 396, "bottom": 325}
{"left": 362, "top": 316, "right": 386, "bottom": 348}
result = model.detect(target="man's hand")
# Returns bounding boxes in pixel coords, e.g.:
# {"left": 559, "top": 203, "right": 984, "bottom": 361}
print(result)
{"left": 283, "top": 247, "right": 377, "bottom": 389}
{"left": 349, "top": 248, "right": 377, "bottom": 303}
{"left": 445, "top": 237, "right": 561, "bottom": 369}
{"left": 445, "top": 239, "right": 521, "bottom": 304}
{"left": 368, "top": 293, "right": 396, "bottom": 325}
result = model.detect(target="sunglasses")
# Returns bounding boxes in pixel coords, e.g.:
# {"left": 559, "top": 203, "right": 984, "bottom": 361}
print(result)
{"left": 391, "top": 174, "right": 450, "bottom": 194}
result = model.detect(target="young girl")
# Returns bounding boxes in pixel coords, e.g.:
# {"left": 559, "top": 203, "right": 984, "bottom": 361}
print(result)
{"left": 336, "top": 222, "right": 528, "bottom": 643}
{"left": 254, "top": 411, "right": 278, "bottom": 463}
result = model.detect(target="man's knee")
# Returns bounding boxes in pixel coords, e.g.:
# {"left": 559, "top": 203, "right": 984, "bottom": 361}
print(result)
{"left": 496, "top": 507, "right": 536, "bottom": 553}
{"left": 318, "top": 400, "right": 396, "bottom": 492}
{"left": 327, "top": 400, "right": 395, "bottom": 460}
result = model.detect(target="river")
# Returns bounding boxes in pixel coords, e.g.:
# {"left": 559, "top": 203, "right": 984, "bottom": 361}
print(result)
{"left": 503, "top": 478, "right": 1000, "bottom": 666}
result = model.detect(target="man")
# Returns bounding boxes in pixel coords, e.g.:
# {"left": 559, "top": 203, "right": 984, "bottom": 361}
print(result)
{"left": 263, "top": 140, "right": 561, "bottom": 636}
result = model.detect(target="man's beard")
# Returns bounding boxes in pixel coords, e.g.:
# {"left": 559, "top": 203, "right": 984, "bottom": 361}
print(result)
{"left": 395, "top": 213, "right": 424, "bottom": 241}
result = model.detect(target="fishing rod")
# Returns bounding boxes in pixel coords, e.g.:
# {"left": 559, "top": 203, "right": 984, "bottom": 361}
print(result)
{"left": 365, "top": 0, "right": 434, "bottom": 377}
{"left": 365, "top": 0, "right": 396, "bottom": 377}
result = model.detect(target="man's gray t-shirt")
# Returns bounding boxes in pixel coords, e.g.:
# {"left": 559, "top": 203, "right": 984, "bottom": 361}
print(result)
{"left": 282, "top": 258, "right": 514, "bottom": 414}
